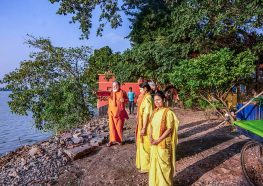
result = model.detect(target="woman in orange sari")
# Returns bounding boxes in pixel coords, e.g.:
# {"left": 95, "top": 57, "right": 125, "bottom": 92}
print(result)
{"left": 136, "top": 82, "right": 154, "bottom": 173}
{"left": 149, "top": 91, "right": 179, "bottom": 186}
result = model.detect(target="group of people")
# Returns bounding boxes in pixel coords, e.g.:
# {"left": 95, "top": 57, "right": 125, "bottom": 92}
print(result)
{"left": 107, "top": 81, "right": 179, "bottom": 186}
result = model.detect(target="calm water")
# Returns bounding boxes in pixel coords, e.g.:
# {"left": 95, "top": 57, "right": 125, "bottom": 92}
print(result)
{"left": 0, "top": 91, "right": 52, "bottom": 156}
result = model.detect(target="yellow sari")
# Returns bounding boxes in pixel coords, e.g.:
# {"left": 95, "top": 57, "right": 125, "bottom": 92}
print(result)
{"left": 149, "top": 108, "right": 179, "bottom": 186}
{"left": 136, "top": 93, "right": 153, "bottom": 172}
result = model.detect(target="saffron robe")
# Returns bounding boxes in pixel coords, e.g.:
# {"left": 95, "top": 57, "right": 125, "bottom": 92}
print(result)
{"left": 108, "top": 89, "right": 128, "bottom": 143}
{"left": 149, "top": 108, "right": 179, "bottom": 186}
{"left": 136, "top": 93, "right": 153, "bottom": 172}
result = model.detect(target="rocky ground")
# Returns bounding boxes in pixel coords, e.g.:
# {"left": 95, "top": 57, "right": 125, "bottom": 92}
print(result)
{"left": 0, "top": 118, "right": 109, "bottom": 186}
{"left": 1, "top": 108, "right": 262, "bottom": 186}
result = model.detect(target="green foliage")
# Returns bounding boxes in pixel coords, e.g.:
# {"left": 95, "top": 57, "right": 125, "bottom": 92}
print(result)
{"left": 49, "top": 0, "right": 262, "bottom": 112}
{"left": 169, "top": 48, "right": 256, "bottom": 107}
{"left": 1, "top": 36, "right": 92, "bottom": 134}
{"left": 49, "top": 0, "right": 122, "bottom": 39}
{"left": 84, "top": 46, "right": 121, "bottom": 104}
{"left": 80, "top": 0, "right": 261, "bottom": 88}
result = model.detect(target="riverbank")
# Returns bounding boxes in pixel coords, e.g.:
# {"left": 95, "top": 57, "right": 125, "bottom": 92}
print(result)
{"left": 0, "top": 117, "right": 109, "bottom": 185}
{"left": 0, "top": 91, "right": 51, "bottom": 156}
{"left": 0, "top": 108, "right": 252, "bottom": 185}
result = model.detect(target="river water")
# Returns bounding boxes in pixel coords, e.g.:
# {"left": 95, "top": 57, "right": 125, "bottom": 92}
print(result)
{"left": 0, "top": 91, "right": 51, "bottom": 156}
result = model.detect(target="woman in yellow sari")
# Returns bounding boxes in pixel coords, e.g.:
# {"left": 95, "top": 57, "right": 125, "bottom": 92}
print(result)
{"left": 136, "top": 82, "right": 154, "bottom": 173}
{"left": 149, "top": 91, "right": 179, "bottom": 186}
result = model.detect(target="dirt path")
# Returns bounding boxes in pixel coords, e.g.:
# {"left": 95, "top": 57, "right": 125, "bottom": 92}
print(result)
{"left": 57, "top": 109, "right": 251, "bottom": 186}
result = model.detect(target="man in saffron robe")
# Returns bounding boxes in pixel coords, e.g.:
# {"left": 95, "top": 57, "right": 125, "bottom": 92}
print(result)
{"left": 107, "top": 81, "right": 129, "bottom": 146}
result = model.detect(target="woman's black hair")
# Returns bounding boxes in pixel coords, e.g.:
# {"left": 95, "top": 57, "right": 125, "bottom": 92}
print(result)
{"left": 140, "top": 82, "right": 151, "bottom": 92}
{"left": 154, "top": 91, "right": 166, "bottom": 100}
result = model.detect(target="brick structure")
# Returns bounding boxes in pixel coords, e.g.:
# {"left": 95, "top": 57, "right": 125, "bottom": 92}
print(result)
{"left": 97, "top": 74, "right": 140, "bottom": 115}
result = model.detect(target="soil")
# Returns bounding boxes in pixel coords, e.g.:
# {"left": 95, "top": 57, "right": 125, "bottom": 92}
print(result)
{"left": 56, "top": 108, "right": 256, "bottom": 186}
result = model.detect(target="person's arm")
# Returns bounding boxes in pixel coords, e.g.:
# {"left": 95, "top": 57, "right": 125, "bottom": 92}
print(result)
{"left": 140, "top": 99, "right": 151, "bottom": 136}
{"left": 140, "top": 112, "right": 149, "bottom": 136}
{"left": 151, "top": 128, "right": 172, "bottom": 145}
{"left": 151, "top": 111, "right": 175, "bottom": 145}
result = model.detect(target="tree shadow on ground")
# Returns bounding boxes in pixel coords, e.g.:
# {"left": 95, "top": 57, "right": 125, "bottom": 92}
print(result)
{"left": 178, "top": 121, "right": 221, "bottom": 139}
{"left": 177, "top": 125, "right": 240, "bottom": 161}
{"left": 179, "top": 120, "right": 213, "bottom": 131}
{"left": 173, "top": 140, "right": 248, "bottom": 185}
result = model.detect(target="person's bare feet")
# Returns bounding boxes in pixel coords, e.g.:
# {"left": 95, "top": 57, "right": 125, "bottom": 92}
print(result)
{"left": 138, "top": 170, "right": 148, "bottom": 174}
{"left": 116, "top": 142, "right": 123, "bottom": 146}
{"left": 107, "top": 142, "right": 113, "bottom": 147}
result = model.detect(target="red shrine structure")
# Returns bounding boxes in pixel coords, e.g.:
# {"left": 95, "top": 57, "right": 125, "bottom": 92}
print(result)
{"left": 96, "top": 74, "right": 140, "bottom": 114}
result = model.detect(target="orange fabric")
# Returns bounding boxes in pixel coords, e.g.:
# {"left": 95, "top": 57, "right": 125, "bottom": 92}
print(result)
{"left": 159, "top": 108, "right": 170, "bottom": 136}
{"left": 108, "top": 89, "right": 128, "bottom": 143}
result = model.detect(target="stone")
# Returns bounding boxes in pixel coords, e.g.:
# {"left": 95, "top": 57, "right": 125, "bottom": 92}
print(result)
{"left": 74, "top": 128, "right": 82, "bottom": 134}
{"left": 73, "top": 133, "right": 81, "bottom": 138}
{"left": 28, "top": 147, "right": 41, "bottom": 157}
{"left": 20, "top": 158, "right": 26, "bottom": 166}
{"left": 8, "top": 170, "right": 18, "bottom": 178}
{"left": 125, "top": 137, "right": 135, "bottom": 143}
{"left": 89, "top": 136, "right": 106, "bottom": 146}
{"left": 60, "top": 133, "right": 72, "bottom": 141}
{"left": 57, "top": 149, "right": 63, "bottom": 156}
{"left": 220, "top": 167, "right": 230, "bottom": 174}
{"left": 71, "top": 137, "right": 84, "bottom": 144}
{"left": 63, "top": 144, "right": 97, "bottom": 160}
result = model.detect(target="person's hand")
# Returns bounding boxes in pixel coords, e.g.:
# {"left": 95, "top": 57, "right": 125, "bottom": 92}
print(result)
{"left": 114, "top": 113, "right": 119, "bottom": 118}
{"left": 119, "top": 98, "right": 124, "bottom": 103}
{"left": 140, "top": 128, "right": 146, "bottom": 136}
{"left": 151, "top": 139, "right": 160, "bottom": 145}
{"left": 150, "top": 136, "right": 154, "bottom": 144}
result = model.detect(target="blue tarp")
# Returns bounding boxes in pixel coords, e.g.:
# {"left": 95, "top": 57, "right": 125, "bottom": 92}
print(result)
{"left": 236, "top": 103, "right": 263, "bottom": 120}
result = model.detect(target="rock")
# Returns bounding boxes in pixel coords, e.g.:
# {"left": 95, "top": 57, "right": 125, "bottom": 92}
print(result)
{"left": 73, "top": 133, "right": 82, "bottom": 138}
{"left": 81, "top": 131, "right": 92, "bottom": 138}
{"left": 125, "top": 137, "right": 135, "bottom": 143}
{"left": 89, "top": 136, "right": 106, "bottom": 146}
{"left": 20, "top": 158, "right": 26, "bottom": 166}
{"left": 220, "top": 167, "right": 230, "bottom": 174}
{"left": 28, "top": 147, "right": 41, "bottom": 157}
{"left": 60, "top": 133, "right": 72, "bottom": 141}
{"left": 57, "top": 149, "right": 63, "bottom": 156}
{"left": 8, "top": 170, "right": 18, "bottom": 178}
{"left": 71, "top": 137, "right": 84, "bottom": 144}
{"left": 63, "top": 144, "right": 97, "bottom": 160}
{"left": 74, "top": 128, "right": 82, "bottom": 134}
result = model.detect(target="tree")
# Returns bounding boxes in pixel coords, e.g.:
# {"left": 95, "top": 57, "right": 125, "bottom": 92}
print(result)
{"left": 50, "top": 0, "right": 263, "bottom": 114}
{"left": 169, "top": 48, "right": 256, "bottom": 121}
{"left": 84, "top": 46, "right": 121, "bottom": 103}
{"left": 1, "top": 36, "right": 92, "bottom": 134}
{"left": 48, "top": 0, "right": 171, "bottom": 39}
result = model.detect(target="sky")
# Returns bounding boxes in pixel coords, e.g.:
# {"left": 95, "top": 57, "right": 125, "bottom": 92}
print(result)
{"left": 0, "top": 0, "right": 131, "bottom": 85}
